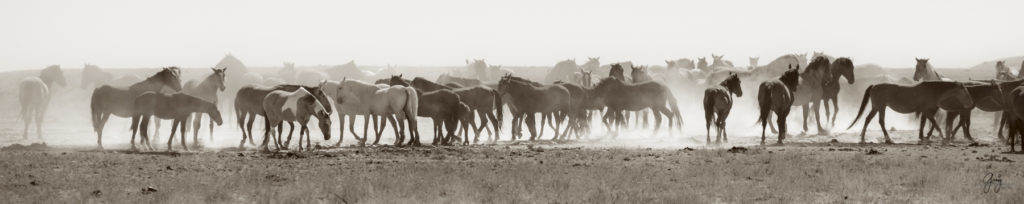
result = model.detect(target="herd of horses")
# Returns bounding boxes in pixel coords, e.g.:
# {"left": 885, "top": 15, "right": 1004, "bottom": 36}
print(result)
{"left": 15, "top": 54, "right": 1024, "bottom": 152}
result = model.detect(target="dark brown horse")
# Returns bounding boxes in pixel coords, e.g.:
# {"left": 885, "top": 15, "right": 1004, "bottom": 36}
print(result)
{"left": 629, "top": 65, "right": 654, "bottom": 128}
{"left": 132, "top": 92, "right": 222, "bottom": 151}
{"left": 389, "top": 76, "right": 464, "bottom": 145}
{"left": 591, "top": 77, "right": 682, "bottom": 137}
{"left": 553, "top": 81, "right": 588, "bottom": 140}
{"left": 757, "top": 65, "right": 799, "bottom": 145}
{"left": 704, "top": 73, "right": 742, "bottom": 145}
{"left": 503, "top": 76, "right": 564, "bottom": 139}
{"left": 940, "top": 80, "right": 1021, "bottom": 143}
{"left": 822, "top": 57, "right": 855, "bottom": 127}
{"left": 499, "top": 75, "right": 571, "bottom": 140}
{"left": 1003, "top": 85, "right": 1024, "bottom": 152}
{"left": 91, "top": 67, "right": 182, "bottom": 149}
{"left": 451, "top": 86, "right": 504, "bottom": 143}
{"left": 847, "top": 81, "right": 974, "bottom": 144}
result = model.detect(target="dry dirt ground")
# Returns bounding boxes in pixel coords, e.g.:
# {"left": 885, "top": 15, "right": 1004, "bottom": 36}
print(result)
{"left": 1, "top": 139, "right": 1022, "bottom": 203}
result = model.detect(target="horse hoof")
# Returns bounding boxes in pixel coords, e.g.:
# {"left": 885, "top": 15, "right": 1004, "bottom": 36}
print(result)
{"left": 884, "top": 140, "right": 894, "bottom": 144}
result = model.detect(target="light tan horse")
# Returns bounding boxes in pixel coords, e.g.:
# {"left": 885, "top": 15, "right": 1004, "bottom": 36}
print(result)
{"left": 19, "top": 65, "right": 66, "bottom": 139}
{"left": 183, "top": 67, "right": 226, "bottom": 146}
{"left": 327, "top": 79, "right": 419, "bottom": 146}
{"left": 995, "top": 61, "right": 1017, "bottom": 81}
{"left": 261, "top": 87, "right": 331, "bottom": 151}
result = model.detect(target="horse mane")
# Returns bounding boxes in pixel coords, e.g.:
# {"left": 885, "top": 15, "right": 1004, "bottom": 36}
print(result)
{"left": 780, "top": 68, "right": 800, "bottom": 91}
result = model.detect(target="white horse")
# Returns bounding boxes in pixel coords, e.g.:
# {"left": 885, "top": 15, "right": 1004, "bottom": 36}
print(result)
{"left": 19, "top": 65, "right": 66, "bottom": 139}
{"left": 325, "top": 79, "right": 419, "bottom": 146}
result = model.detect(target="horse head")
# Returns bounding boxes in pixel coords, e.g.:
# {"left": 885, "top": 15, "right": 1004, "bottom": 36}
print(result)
{"left": 722, "top": 73, "right": 743, "bottom": 97}
{"left": 389, "top": 74, "right": 408, "bottom": 86}
{"left": 749, "top": 57, "right": 760, "bottom": 68}
{"left": 609, "top": 64, "right": 625, "bottom": 80}
{"left": 212, "top": 67, "right": 227, "bottom": 91}
{"left": 913, "top": 58, "right": 931, "bottom": 81}
{"left": 41, "top": 65, "right": 67, "bottom": 88}
{"left": 311, "top": 96, "right": 332, "bottom": 140}
{"left": 160, "top": 67, "right": 183, "bottom": 91}
{"left": 833, "top": 58, "right": 855, "bottom": 84}
{"left": 781, "top": 65, "right": 800, "bottom": 91}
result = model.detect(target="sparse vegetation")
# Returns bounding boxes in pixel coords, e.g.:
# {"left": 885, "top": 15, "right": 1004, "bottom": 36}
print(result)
{"left": 0, "top": 143, "right": 1021, "bottom": 203}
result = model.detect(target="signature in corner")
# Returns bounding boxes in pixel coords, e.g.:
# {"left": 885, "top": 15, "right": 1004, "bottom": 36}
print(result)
{"left": 983, "top": 173, "right": 1002, "bottom": 193}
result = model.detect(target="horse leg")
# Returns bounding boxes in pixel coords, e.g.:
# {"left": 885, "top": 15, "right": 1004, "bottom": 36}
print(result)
{"left": 801, "top": 104, "right": 809, "bottom": 133}
{"left": 21, "top": 106, "right": 30, "bottom": 139}
{"left": 242, "top": 115, "right": 252, "bottom": 145}
{"left": 360, "top": 115, "right": 370, "bottom": 145}
{"left": 432, "top": 121, "right": 441, "bottom": 145}
{"left": 371, "top": 115, "right": 382, "bottom": 145}
{"left": 705, "top": 110, "right": 713, "bottom": 145}
{"left": 830, "top": 98, "right": 840, "bottom": 127}
{"left": 191, "top": 113, "right": 202, "bottom": 148}
{"left": 141, "top": 116, "right": 153, "bottom": 150}
{"left": 777, "top": 109, "right": 790, "bottom": 144}
{"left": 538, "top": 113, "right": 546, "bottom": 138}
{"left": 760, "top": 109, "right": 769, "bottom": 145}
{"left": 259, "top": 117, "right": 271, "bottom": 152}
{"left": 476, "top": 111, "right": 489, "bottom": 142}
{"left": 927, "top": 116, "right": 944, "bottom": 143}
{"left": 943, "top": 112, "right": 957, "bottom": 142}
{"left": 274, "top": 121, "right": 284, "bottom": 149}
{"left": 823, "top": 99, "right": 832, "bottom": 127}
{"left": 526, "top": 114, "right": 538, "bottom": 141}
{"left": 394, "top": 115, "right": 406, "bottom": 146}
{"left": 812, "top": 101, "right": 825, "bottom": 134}
{"left": 651, "top": 108, "right": 663, "bottom": 137}
{"left": 998, "top": 112, "right": 1009, "bottom": 144}
{"left": 208, "top": 119, "right": 215, "bottom": 145}
{"left": 642, "top": 109, "right": 650, "bottom": 129}
{"left": 917, "top": 114, "right": 928, "bottom": 143}
{"left": 768, "top": 114, "right": 779, "bottom": 134}
{"left": 388, "top": 115, "right": 400, "bottom": 145}
{"left": 179, "top": 120, "right": 189, "bottom": 151}
{"left": 333, "top": 114, "right": 344, "bottom": 147}
{"left": 167, "top": 121, "right": 179, "bottom": 151}
{"left": 285, "top": 122, "right": 296, "bottom": 149}
{"left": 299, "top": 124, "right": 308, "bottom": 151}
{"left": 34, "top": 107, "right": 44, "bottom": 139}
{"left": 962, "top": 113, "right": 976, "bottom": 144}
{"left": 130, "top": 115, "right": 140, "bottom": 151}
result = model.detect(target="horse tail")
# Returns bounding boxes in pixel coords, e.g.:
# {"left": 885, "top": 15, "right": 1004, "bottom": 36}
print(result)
{"left": 846, "top": 85, "right": 873, "bottom": 130}
{"left": 666, "top": 89, "right": 684, "bottom": 130}
{"left": 492, "top": 89, "right": 503, "bottom": 126}
{"left": 756, "top": 85, "right": 770, "bottom": 127}
{"left": 90, "top": 88, "right": 102, "bottom": 133}
{"left": 404, "top": 87, "right": 419, "bottom": 121}
{"left": 234, "top": 98, "right": 244, "bottom": 130}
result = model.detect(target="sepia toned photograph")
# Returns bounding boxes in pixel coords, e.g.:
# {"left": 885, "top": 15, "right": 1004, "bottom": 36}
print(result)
{"left": 0, "top": 0, "right": 1021, "bottom": 203}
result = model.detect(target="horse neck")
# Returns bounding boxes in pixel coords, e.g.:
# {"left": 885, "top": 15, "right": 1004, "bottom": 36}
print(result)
{"left": 197, "top": 74, "right": 222, "bottom": 91}
{"left": 130, "top": 77, "right": 164, "bottom": 92}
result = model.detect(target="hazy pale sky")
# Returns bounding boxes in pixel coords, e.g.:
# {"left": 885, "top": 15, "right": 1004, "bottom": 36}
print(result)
{"left": 1, "top": 0, "right": 1021, "bottom": 70}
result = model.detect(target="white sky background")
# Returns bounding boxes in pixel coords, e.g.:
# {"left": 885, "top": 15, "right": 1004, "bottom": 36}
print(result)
{"left": 0, "top": 0, "right": 1021, "bottom": 70}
